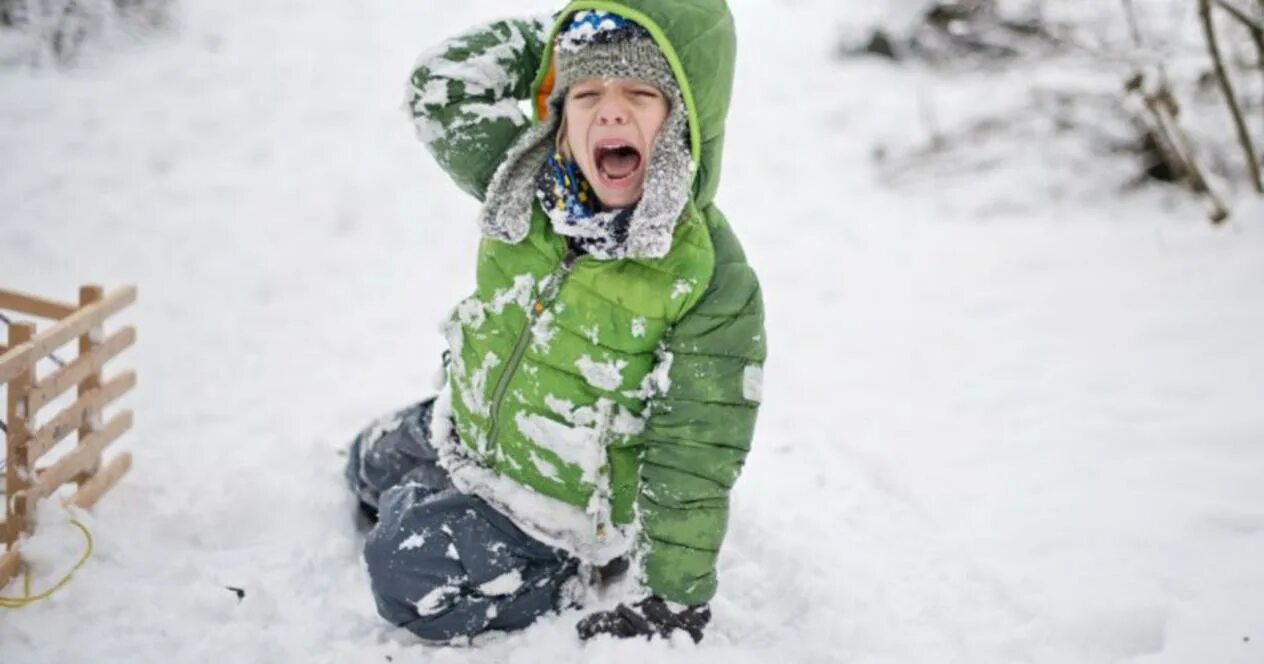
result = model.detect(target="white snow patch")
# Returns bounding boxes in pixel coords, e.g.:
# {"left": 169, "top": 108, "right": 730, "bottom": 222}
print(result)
{"left": 463, "top": 100, "right": 526, "bottom": 126}
{"left": 575, "top": 355, "right": 627, "bottom": 391}
{"left": 514, "top": 411, "right": 604, "bottom": 481}
{"left": 411, "top": 116, "right": 446, "bottom": 145}
{"left": 426, "top": 50, "right": 512, "bottom": 97}
{"left": 477, "top": 570, "right": 523, "bottom": 596}
{"left": 455, "top": 297, "right": 486, "bottom": 330}
{"left": 545, "top": 394, "right": 576, "bottom": 419}
{"left": 362, "top": 413, "right": 402, "bottom": 448}
{"left": 530, "top": 309, "right": 556, "bottom": 352}
{"left": 434, "top": 433, "right": 630, "bottom": 564}
{"left": 743, "top": 365, "right": 764, "bottom": 403}
{"left": 546, "top": 393, "right": 641, "bottom": 435}
{"left": 631, "top": 316, "right": 647, "bottom": 338}
{"left": 670, "top": 279, "right": 695, "bottom": 300}
{"left": 627, "top": 350, "right": 674, "bottom": 400}
{"left": 611, "top": 407, "right": 645, "bottom": 436}
{"left": 528, "top": 451, "right": 561, "bottom": 481}
{"left": 459, "top": 351, "right": 502, "bottom": 418}
{"left": 417, "top": 78, "right": 450, "bottom": 107}
{"left": 414, "top": 586, "right": 456, "bottom": 617}
{"left": 398, "top": 532, "right": 427, "bottom": 551}
{"left": 442, "top": 317, "right": 465, "bottom": 363}
{"left": 488, "top": 274, "right": 536, "bottom": 314}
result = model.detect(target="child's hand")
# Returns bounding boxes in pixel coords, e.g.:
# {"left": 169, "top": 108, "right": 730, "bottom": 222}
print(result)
{"left": 575, "top": 596, "right": 710, "bottom": 643}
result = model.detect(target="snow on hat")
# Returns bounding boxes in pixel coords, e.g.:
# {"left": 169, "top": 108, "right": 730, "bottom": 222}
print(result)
{"left": 557, "top": 9, "right": 638, "bottom": 50}
{"left": 477, "top": 9, "right": 692, "bottom": 260}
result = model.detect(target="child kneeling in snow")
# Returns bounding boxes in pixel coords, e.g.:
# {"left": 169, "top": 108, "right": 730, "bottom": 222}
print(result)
{"left": 345, "top": 1, "right": 764, "bottom": 644}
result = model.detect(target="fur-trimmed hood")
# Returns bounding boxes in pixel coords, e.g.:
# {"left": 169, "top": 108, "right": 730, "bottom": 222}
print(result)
{"left": 476, "top": 0, "right": 736, "bottom": 260}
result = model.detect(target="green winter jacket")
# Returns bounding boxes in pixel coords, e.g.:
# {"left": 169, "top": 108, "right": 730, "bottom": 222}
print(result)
{"left": 406, "top": 0, "right": 764, "bottom": 606}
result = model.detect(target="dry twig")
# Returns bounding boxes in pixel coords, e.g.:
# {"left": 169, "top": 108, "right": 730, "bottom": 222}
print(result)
{"left": 1120, "top": 0, "right": 1231, "bottom": 221}
{"left": 1211, "top": 0, "right": 1264, "bottom": 33}
{"left": 1131, "top": 77, "right": 1231, "bottom": 222}
{"left": 1200, "top": 0, "right": 1264, "bottom": 193}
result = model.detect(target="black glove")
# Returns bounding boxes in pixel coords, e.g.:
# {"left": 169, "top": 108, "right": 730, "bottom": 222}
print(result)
{"left": 576, "top": 596, "right": 711, "bottom": 643}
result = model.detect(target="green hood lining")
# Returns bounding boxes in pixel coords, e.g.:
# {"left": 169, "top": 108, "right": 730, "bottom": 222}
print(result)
{"left": 531, "top": 1, "right": 703, "bottom": 194}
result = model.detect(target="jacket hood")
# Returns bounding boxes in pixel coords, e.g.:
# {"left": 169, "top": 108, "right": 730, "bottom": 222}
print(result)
{"left": 533, "top": 0, "right": 737, "bottom": 209}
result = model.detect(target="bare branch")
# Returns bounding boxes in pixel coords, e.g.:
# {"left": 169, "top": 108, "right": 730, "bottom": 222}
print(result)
{"left": 1128, "top": 75, "right": 1232, "bottom": 223}
{"left": 1200, "top": 0, "right": 1264, "bottom": 194}
{"left": 1211, "top": 0, "right": 1264, "bottom": 33}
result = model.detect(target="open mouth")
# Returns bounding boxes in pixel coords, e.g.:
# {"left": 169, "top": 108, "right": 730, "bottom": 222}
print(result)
{"left": 593, "top": 139, "right": 643, "bottom": 189}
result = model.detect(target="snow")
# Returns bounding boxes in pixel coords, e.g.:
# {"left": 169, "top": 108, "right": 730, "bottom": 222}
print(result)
{"left": 463, "top": 100, "right": 527, "bottom": 126}
{"left": 434, "top": 409, "right": 632, "bottom": 566}
{"left": 416, "top": 78, "right": 451, "bottom": 108}
{"left": 530, "top": 309, "right": 557, "bottom": 352}
{"left": 609, "top": 407, "right": 644, "bottom": 437}
{"left": 456, "top": 297, "right": 488, "bottom": 330}
{"left": 488, "top": 274, "right": 537, "bottom": 314}
{"left": 627, "top": 350, "right": 673, "bottom": 400}
{"left": 529, "top": 451, "right": 561, "bottom": 481}
{"left": 398, "top": 532, "right": 426, "bottom": 551}
{"left": 361, "top": 413, "right": 403, "bottom": 450}
{"left": 741, "top": 365, "right": 763, "bottom": 403}
{"left": 415, "top": 586, "right": 456, "bottom": 617}
{"left": 514, "top": 411, "right": 604, "bottom": 481}
{"left": 462, "top": 351, "right": 502, "bottom": 419}
{"left": 429, "top": 388, "right": 626, "bottom": 563}
{"left": 2, "top": 0, "right": 1264, "bottom": 663}
{"left": 575, "top": 355, "right": 628, "bottom": 391}
{"left": 477, "top": 570, "right": 524, "bottom": 596}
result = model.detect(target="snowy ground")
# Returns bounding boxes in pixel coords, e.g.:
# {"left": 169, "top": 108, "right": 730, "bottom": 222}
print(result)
{"left": 2, "top": 1, "right": 1263, "bottom": 662}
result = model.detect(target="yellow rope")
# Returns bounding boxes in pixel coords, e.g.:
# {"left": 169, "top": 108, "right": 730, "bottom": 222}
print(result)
{"left": 0, "top": 519, "right": 94, "bottom": 608}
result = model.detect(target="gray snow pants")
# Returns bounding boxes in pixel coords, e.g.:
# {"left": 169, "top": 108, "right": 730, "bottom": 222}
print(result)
{"left": 345, "top": 399, "right": 579, "bottom": 642}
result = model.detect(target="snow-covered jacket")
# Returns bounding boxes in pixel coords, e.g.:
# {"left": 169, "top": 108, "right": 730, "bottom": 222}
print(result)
{"left": 406, "top": 0, "right": 764, "bottom": 606}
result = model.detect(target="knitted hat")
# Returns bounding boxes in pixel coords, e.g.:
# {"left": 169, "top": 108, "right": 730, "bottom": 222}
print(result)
{"left": 478, "top": 10, "right": 693, "bottom": 260}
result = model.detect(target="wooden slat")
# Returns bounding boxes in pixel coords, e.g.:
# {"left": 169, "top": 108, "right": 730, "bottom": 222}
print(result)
{"left": 0, "top": 549, "right": 20, "bottom": 590}
{"left": 0, "top": 519, "right": 14, "bottom": 547}
{"left": 26, "top": 327, "right": 136, "bottom": 415}
{"left": 76, "top": 285, "right": 106, "bottom": 487}
{"left": 6, "top": 322, "right": 35, "bottom": 539}
{"left": 0, "top": 288, "right": 76, "bottom": 320}
{"left": 0, "top": 285, "right": 136, "bottom": 386}
{"left": 29, "top": 286, "right": 135, "bottom": 359}
{"left": 27, "top": 371, "right": 136, "bottom": 464}
{"left": 0, "top": 345, "right": 33, "bottom": 396}
{"left": 69, "top": 452, "right": 132, "bottom": 510}
{"left": 29, "top": 410, "right": 131, "bottom": 505}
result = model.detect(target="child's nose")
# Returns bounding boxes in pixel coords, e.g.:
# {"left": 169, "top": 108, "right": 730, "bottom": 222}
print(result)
{"left": 595, "top": 97, "right": 630, "bottom": 126}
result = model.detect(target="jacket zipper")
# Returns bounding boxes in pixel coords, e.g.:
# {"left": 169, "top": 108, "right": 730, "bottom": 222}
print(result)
{"left": 486, "top": 247, "right": 580, "bottom": 456}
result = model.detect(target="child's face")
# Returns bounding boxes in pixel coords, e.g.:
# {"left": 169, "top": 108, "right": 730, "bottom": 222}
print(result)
{"left": 562, "top": 77, "right": 669, "bottom": 209}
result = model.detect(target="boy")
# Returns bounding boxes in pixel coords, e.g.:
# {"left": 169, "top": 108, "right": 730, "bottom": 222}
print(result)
{"left": 345, "top": 0, "right": 764, "bottom": 645}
